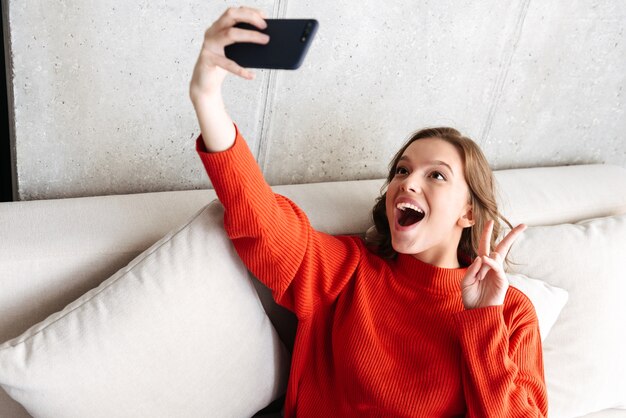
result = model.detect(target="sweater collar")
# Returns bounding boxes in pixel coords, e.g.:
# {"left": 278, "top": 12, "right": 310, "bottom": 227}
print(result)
{"left": 393, "top": 253, "right": 467, "bottom": 294}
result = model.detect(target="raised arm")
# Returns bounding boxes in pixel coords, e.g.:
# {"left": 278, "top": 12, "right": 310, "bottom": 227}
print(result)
{"left": 189, "top": 6, "right": 269, "bottom": 152}
{"left": 189, "top": 7, "right": 362, "bottom": 320}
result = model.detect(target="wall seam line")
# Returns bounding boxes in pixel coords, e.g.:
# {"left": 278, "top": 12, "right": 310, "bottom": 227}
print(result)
{"left": 256, "top": 0, "right": 289, "bottom": 181}
{"left": 480, "top": 0, "right": 531, "bottom": 145}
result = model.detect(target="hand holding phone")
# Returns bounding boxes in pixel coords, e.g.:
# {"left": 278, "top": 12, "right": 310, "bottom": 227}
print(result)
{"left": 225, "top": 19, "right": 318, "bottom": 70}
{"left": 190, "top": 9, "right": 317, "bottom": 152}
{"left": 189, "top": 6, "right": 270, "bottom": 152}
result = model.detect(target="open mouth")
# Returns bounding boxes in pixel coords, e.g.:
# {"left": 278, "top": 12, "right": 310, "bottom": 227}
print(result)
{"left": 396, "top": 202, "right": 425, "bottom": 227}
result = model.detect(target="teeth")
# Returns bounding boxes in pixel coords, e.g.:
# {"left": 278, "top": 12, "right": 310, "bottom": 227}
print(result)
{"left": 396, "top": 202, "right": 424, "bottom": 213}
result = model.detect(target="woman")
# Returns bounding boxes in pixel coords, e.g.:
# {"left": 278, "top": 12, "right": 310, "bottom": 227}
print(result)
{"left": 190, "top": 6, "right": 547, "bottom": 417}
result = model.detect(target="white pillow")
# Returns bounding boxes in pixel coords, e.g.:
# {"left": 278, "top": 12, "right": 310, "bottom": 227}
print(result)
{"left": 507, "top": 273, "right": 568, "bottom": 342}
{"left": 0, "top": 201, "right": 290, "bottom": 418}
{"left": 508, "top": 213, "right": 626, "bottom": 418}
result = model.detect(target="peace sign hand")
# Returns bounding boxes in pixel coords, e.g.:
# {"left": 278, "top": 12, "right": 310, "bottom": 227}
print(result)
{"left": 460, "top": 220, "right": 527, "bottom": 310}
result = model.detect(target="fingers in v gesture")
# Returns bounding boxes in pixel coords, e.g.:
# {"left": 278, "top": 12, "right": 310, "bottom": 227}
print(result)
{"left": 461, "top": 220, "right": 527, "bottom": 309}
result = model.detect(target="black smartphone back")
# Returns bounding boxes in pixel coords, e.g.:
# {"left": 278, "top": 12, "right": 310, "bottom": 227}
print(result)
{"left": 225, "top": 19, "right": 318, "bottom": 70}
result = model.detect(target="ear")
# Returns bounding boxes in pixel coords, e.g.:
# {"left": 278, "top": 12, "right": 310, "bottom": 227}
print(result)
{"left": 457, "top": 204, "right": 475, "bottom": 228}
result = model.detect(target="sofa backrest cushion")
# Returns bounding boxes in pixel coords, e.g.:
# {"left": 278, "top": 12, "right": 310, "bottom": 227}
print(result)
{"left": 509, "top": 213, "right": 626, "bottom": 417}
{"left": 2, "top": 164, "right": 624, "bottom": 347}
{"left": 0, "top": 201, "right": 289, "bottom": 418}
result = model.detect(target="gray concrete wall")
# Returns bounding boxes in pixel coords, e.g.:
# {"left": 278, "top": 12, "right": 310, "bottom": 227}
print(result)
{"left": 5, "top": 0, "right": 625, "bottom": 200}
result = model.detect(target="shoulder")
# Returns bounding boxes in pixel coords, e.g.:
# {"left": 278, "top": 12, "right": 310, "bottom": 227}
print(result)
{"left": 334, "top": 235, "right": 392, "bottom": 272}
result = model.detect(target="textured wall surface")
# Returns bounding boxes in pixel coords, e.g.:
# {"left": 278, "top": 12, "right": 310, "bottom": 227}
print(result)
{"left": 5, "top": 0, "right": 625, "bottom": 200}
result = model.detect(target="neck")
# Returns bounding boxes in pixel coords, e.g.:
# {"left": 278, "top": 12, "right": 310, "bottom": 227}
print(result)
{"left": 411, "top": 247, "right": 461, "bottom": 269}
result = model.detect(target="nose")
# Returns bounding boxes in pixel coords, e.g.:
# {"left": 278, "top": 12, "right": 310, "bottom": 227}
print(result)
{"left": 400, "top": 173, "right": 422, "bottom": 194}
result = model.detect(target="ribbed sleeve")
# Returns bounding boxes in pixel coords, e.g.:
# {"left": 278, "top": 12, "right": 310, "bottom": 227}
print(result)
{"left": 453, "top": 295, "right": 548, "bottom": 417}
{"left": 196, "top": 125, "right": 360, "bottom": 319}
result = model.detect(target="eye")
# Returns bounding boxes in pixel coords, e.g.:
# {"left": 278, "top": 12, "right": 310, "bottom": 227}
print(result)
{"left": 429, "top": 171, "right": 446, "bottom": 181}
{"left": 395, "top": 166, "right": 409, "bottom": 176}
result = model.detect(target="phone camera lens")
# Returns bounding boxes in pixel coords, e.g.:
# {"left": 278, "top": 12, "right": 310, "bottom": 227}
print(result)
{"left": 301, "top": 24, "right": 312, "bottom": 42}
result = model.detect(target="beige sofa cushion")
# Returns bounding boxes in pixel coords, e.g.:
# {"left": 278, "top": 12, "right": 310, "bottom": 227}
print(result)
{"left": 495, "top": 164, "right": 626, "bottom": 226}
{"left": 0, "top": 201, "right": 289, "bottom": 418}
{"left": 509, "top": 213, "right": 626, "bottom": 418}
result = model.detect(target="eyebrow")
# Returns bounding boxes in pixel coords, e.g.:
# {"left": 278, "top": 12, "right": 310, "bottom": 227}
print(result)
{"left": 398, "top": 156, "right": 455, "bottom": 176}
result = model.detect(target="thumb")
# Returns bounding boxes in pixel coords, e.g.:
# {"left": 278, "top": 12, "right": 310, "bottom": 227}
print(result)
{"left": 467, "top": 256, "right": 482, "bottom": 277}
{"left": 462, "top": 257, "right": 482, "bottom": 287}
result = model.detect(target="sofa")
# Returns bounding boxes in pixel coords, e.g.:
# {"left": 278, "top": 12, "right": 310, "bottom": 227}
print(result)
{"left": 0, "top": 163, "right": 625, "bottom": 418}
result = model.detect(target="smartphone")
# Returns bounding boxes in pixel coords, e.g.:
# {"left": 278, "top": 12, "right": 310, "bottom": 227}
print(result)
{"left": 224, "top": 19, "right": 318, "bottom": 70}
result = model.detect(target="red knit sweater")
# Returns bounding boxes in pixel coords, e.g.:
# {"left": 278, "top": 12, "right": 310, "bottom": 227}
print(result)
{"left": 197, "top": 124, "right": 547, "bottom": 418}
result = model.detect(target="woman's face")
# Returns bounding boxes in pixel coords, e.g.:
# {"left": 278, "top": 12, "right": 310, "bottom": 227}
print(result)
{"left": 385, "top": 137, "right": 474, "bottom": 268}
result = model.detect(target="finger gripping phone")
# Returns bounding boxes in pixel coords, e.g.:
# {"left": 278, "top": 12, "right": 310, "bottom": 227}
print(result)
{"left": 225, "top": 19, "right": 318, "bottom": 70}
